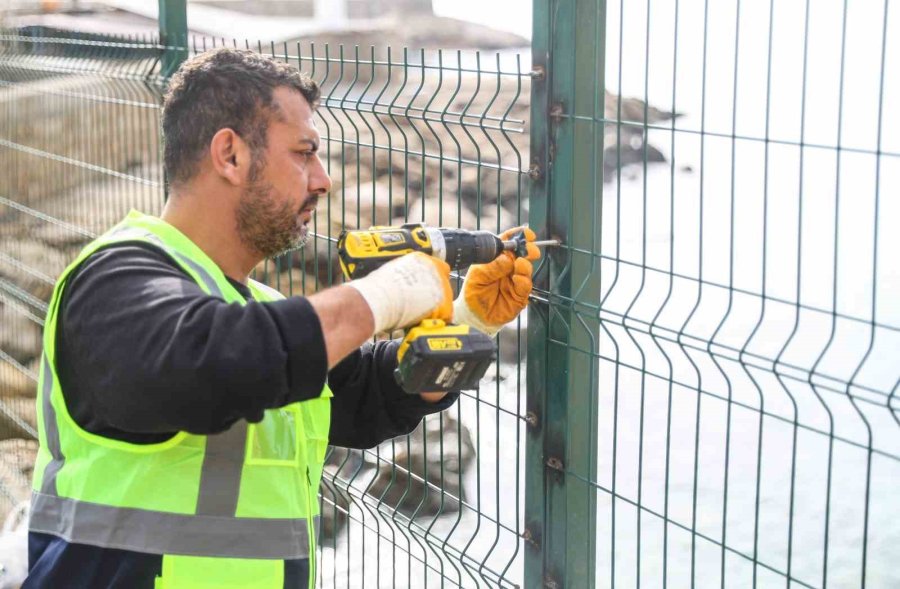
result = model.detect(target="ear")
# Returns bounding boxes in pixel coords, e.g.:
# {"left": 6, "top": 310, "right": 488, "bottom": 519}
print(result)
{"left": 209, "top": 128, "right": 251, "bottom": 187}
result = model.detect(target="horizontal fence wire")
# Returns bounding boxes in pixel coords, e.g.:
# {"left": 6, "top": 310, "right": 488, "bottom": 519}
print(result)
{"left": 528, "top": 0, "right": 898, "bottom": 586}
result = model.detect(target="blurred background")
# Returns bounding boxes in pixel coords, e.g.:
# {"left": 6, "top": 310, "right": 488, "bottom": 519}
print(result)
{"left": 0, "top": 1, "right": 897, "bottom": 588}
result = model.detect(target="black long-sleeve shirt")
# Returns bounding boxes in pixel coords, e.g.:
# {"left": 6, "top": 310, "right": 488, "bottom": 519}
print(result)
{"left": 26, "top": 243, "right": 458, "bottom": 589}
{"left": 54, "top": 243, "right": 457, "bottom": 446}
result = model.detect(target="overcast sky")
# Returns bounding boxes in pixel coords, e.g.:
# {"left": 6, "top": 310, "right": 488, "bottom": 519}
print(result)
{"left": 433, "top": 0, "right": 532, "bottom": 39}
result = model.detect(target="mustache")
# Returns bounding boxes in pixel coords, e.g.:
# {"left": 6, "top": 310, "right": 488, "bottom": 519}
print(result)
{"left": 299, "top": 194, "right": 319, "bottom": 212}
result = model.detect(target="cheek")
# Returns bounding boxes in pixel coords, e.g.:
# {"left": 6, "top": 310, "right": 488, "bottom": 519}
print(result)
{"left": 269, "top": 158, "right": 305, "bottom": 190}
{"left": 285, "top": 158, "right": 310, "bottom": 184}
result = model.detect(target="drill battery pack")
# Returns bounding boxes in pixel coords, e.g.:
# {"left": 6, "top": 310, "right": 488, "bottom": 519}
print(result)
{"left": 394, "top": 320, "right": 496, "bottom": 393}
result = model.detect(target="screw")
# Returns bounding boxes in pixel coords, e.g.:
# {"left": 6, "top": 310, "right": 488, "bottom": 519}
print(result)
{"left": 522, "top": 527, "right": 539, "bottom": 548}
{"left": 546, "top": 457, "right": 564, "bottom": 471}
{"left": 530, "top": 65, "right": 545, "bottom": 81}
{"left": 549, "top": 103, "right": 564, "bottom": 122}
{"left": 525, "top": 411, "right": 538, "bottom": 427}
{"left": 528, "top": 163, "right": 541, "bottom": 181}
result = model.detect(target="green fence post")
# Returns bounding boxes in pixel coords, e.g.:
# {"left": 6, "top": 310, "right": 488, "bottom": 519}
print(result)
{"left": 159, "top": 0, "right": 188, "bottom": 79}
{"left": 158, "top": 0, "right": 187, "bottom": 200}
{"left": 526, "top": 0, "right": 605, "bottom": 587}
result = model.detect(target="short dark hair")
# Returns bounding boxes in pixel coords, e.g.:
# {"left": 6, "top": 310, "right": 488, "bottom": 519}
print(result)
{"left": 162, "top": 48, "right": 320, "bottom": 186}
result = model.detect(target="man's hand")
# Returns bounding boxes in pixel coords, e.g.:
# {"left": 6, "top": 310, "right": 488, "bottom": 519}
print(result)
{"left": 346, "top": 251, "right": 454, "bottom": 335}
{"left": 453, "top": 226, "right": 540, "bottom": 337}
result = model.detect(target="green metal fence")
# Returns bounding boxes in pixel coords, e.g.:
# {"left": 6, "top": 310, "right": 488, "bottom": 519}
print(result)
{"left": 1, "top": 0, "right": 898, "bottom": 587}
{"left": 526, "top": 0, "right": 899, "bottom": 587}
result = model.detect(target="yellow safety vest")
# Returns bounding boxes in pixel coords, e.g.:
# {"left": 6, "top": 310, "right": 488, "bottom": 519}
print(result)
{"left": 30, "top": 211, "right": 332, "bottom": 588}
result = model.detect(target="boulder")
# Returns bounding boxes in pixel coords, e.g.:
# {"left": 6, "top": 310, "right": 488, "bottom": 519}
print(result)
{"left": 0, "top": 362, "right": 34, "bottom": 401}
{"left": 318, "top": 414, "right": 476, "bottom": 543}
{"left": 0, "top": 306, "right": 42, "bottom": 366}
{"left": 329, "top": 180, "right": 396, "bottom": 228}
{"left": 404, "top": 196, "right": 480, "bottom": 229}
{"left": 0, "top": 239, "right": 69, "bottom": 302}
{"left": 364, "top": 413, "right": 475, "bottom": 520}
{"left": 0, "top": 75, "right": 159, "bottom": 211}
{"left": 0, "top": 439, "right": 37, "bottom": 524}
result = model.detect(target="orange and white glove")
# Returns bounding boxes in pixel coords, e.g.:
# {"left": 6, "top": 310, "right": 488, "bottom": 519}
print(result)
{"left": 347, "top": 251, "right": 454, "bottom": 334}
{"left": 452, "top": 226, "right": 541, "bottom": 337}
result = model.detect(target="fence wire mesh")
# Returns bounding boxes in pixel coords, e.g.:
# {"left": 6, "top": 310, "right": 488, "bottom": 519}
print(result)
{"left": 0, "top": 28, "right": 534, "bottom": 587}
{"left": 0, "top": 30, "right": 164, "bottom": 523}
{"left": 526, "top": 0, "right": 898, "bottom": 587}
{"left": 0, "top": 0, "right": 898, "bottom": 587}
{"left": 249, "top": 39, "right": 534, "bottom": 588}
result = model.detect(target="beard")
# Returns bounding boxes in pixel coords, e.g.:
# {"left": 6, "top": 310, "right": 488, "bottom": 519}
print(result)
{"left": 235, "top": 179, "right": 312, "bottom": 259}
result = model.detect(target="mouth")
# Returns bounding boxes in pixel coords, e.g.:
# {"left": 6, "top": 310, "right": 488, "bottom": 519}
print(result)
{"left": 298, "top": 195, "right": 318, "bottom": 221}
{"left": 296, "top": 210, "right": 313, "bottom": 229}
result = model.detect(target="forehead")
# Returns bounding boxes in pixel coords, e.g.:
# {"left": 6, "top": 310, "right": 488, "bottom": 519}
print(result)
{"left": 270, "top": 86, "right": 320, "bottom": 140}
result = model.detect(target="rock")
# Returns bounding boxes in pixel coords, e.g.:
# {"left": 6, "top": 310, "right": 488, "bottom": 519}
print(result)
{"left": 603, "top": 140, "right": 666, "bottom": 183}
{"left": 0, "top": 397, "right": 36, "bottom": 442}
{"left": 329, "top": 180, "right": 395, "bottom": 227}
{"left": 0, "top": 239, "right": 69, "bottom": 302}
{"left": 365, "top": 413, "right": 475, "bottom": 520}
{"left": 318, "top": 414, "right": 476, "bottom": 543}
{"left": 279, "top": 15, "right": 528, "bottom": 52}
{"left": 0, "top": 306, "right": 42, "bottom": 366}
{"left": 404, "top": 196, "right": 480, "bottom": 229}
{"left": 0, "top": 75, "right": 159, "bottom": 212}
{"left": 476, "top": 205, "right": 519, "bottom": 234}
{"left": 36, "top": 171, "right": 162, "bottom": 242}
{"left": 0, "top": 362, "right": 34, "bottom": 401}
{"left": 605, "top": 90, "right": 681, "bottom": 125}
{"left": 0, "top": 439, "right": 37, "bottom": 524}
{"left": 0, "top": 357, "right": 38, "bottom": 441}
{"left": 458, "top": 166, "right": 525, "bottom": 212}
{"left": 602, "top": 91, "right": 680, "bottom": 182}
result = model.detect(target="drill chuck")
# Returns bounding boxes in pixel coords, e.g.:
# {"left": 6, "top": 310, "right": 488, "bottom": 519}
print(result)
{"left": 425, "top": 227, "right": 504, "bottom": 270}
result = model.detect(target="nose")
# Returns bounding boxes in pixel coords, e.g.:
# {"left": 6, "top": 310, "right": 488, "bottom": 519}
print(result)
{"left": 309, "top": 152, "right": 332, "bottom": 195}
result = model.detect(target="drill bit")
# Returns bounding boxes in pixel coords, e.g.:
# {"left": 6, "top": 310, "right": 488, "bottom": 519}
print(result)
{"left": 500, "top": 236, "right": 561, "bottom": 257}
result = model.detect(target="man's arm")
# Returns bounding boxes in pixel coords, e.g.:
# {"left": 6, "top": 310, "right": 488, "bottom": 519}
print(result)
{"left": 327, "top": 339, "right": 459, "bottom": 449}
{"left": 308, "top": 250, "right": 454, "bottom": 369}
{"left": 306, "top": 286, "right": 373, "bottom": 369}
{"left": 59, "top": 243, "right": 454, "bottom": 440}
{"left": 58, "top": 244, "right": 332, "bottom": 438}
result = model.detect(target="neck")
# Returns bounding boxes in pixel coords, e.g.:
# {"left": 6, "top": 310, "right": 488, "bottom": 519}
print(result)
{"left": 161, "top": 185, "right": 260, "bottom": 283}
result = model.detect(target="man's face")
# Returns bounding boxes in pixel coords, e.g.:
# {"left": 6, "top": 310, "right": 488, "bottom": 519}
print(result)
{"left": 236, "top": 87, "right": 332, "bottom": 259}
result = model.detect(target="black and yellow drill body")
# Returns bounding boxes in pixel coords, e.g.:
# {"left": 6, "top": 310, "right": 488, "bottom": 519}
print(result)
{"left": 337, "top": 223, "right": 523, "bottom": 393}
{"left": 337, "top": 223, "right": 523, "bottom": 281}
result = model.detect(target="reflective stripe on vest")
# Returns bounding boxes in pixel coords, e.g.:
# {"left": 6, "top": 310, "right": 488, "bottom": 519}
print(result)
{"left": 29, "top": 492, "right": 317, "bottom": 559}
{"left": 31, "top": 212, "right": 330, "bottom": 574}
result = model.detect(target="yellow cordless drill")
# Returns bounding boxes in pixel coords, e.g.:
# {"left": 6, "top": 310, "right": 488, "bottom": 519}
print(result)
{"left": 337, "top": 223, "right": 557, "bottom": 393}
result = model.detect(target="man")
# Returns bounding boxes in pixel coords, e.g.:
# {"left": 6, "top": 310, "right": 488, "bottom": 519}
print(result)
{"left": 24, "top": 48, "right": 538, "bottom": 588}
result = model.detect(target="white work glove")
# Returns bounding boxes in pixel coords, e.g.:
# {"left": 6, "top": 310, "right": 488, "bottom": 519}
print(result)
{"left": 346, "top": 251, "right": 454, "bottom": 334}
